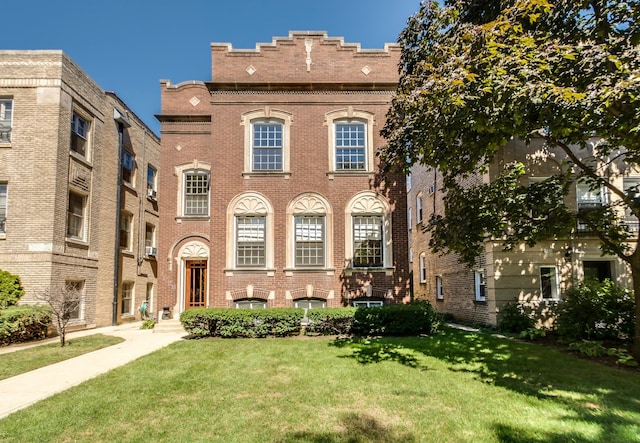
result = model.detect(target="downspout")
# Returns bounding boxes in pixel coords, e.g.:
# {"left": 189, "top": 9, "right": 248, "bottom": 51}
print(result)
{"left": 137, "top": 129, "right": 147, "bottom": 277}
{"left": 112, "top": 107, "right": 131, "bottom": 326}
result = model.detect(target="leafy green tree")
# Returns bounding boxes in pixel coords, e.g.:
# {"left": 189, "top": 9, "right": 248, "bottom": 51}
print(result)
{"left": 380, "top": 0, "right": 640, "bottom": 355}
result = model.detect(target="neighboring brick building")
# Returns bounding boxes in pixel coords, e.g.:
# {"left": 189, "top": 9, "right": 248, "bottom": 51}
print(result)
{"left": 157, "top": 32, "right": 409, "bottom": 316}
{"left": 408, "top": 137, "right": 635, "bottom": 326}
{"left": 0, "top": 50, "right": 160, "bottom": 328}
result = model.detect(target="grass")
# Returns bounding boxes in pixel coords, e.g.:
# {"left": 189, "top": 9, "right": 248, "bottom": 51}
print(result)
{"left": 0, "top": 334, "right": 124, "bottom": 381}
{"left": 0, "top": 328, "right": 639, "bottom": 442}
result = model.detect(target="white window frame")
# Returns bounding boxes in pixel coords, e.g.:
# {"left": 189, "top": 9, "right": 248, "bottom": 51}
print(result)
{"left": 252, "top": 119, "right": 284, "bottom": 171}
{"left": 70, "top": 112, "right": 90, "bottom": 159}
{"left": 121, "top": 149, "right": 136, "bottom": 186}
{"left": 183, "top": 170, "right": 210, "bottom": 217}
{"left": 409, "top": 247, "right": 413, "bottom": 263}
{"left": 408, "top": 207, "right": 412, "bottom": 230}
{"left": 286, "top": 194, "right": 332, "bottom": 271}
{"left": 334, "top": 120, "right": 367, "bottom": 171}
{"left": 325, "top": 109, "right": 375, "bottom": 173}
{"left": 145, "top": 223, "right": 155, "bottom": 248}
{"left": 175, "top": 162, "right": 211, "bottom": 218}
{"left": 64, "top": 280, "right": 85, "bottom": 321}
{"left": 353, "top": 300, "right": 384, "bottom": 308}
{"left": 474, "top": 270, "right": 486, "bottom": 302}
{"left": 226, "top": 192, "right": 274, "bottom": 272}
{"left": 66, "top": 191, "right": 86, "bottom": 241}
{"left": 147, "top": 164, "right": 157, "bottom": 192}
{"left": 120, "top": 212, "right": 133, "bottom": 251}
{"left": 416, "top": 194, "right": 423, "bottom": 223}
{"left": 0, "top": 183, "right": 7, "bottom": 235}
{"left": 345, "top": 192, "right": 392, "bottom": 270}
{"left": 235, "top": 299, "right": 267, "bottom": 309}
{"left": 436, "top": 275, "right": 443, "bottom": 300}
{"left": 235, "top": 215, "right": 267, "bottom": 268}
{"left": 241, "top": 109, "right": 292, "bottom": 175}
{"left": 294, "top": 215, "right": 326, "bottom": 268}
{"left": 293, "top": 299, "right": 326, "bottom": 309}
{"left": 419, "top": 253, "right": 427, "bottom": 283}
{"left": 121, "top": 281, "right": 134, "bottom": 316}
{"left": 0, "top": 98, "right": 13, "bottom": 143}
{"left": 577, "top": 181, "right": 607, "bottom": 210}
{"left": 540, "top": 266, "right": 559, "bottom": 300}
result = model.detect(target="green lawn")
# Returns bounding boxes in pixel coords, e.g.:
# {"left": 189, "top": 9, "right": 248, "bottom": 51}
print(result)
{"left": 0, "top": 334, "right": 124, "bottom": 381}
{"left": 0, "top": 328, "right": 639, "bottom": 442}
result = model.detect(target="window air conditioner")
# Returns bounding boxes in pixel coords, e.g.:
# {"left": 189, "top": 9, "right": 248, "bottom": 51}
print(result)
{"left": 145, "top": 246, "right": 157, "bottom": 257}
{"left": 147, "top": 188, "right": 157, "bottom": 200}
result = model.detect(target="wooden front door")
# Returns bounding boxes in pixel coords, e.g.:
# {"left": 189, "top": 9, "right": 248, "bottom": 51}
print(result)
{"left": 185, "top": 260, "right": 207, "bottom": 309}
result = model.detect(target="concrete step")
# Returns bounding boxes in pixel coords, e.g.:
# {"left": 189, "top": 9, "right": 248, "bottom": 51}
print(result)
{"left": 153, "top": 319, "right": 186, "bottom": 334}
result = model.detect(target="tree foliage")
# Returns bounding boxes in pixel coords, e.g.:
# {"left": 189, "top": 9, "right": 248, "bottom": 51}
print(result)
{"left": 380, "top": 0, "right": 640, "bottom": 353}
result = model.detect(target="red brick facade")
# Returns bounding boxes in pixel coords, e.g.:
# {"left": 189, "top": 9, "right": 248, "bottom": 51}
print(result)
{"left": 157, "top": 32, "right": 409, "bottom": 316}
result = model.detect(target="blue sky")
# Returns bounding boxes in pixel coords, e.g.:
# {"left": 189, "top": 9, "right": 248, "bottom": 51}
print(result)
{"left": 3, "top": 0, "right": 420, "bottom": 135}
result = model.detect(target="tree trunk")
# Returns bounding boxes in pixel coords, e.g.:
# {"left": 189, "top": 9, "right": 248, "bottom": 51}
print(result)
{"left": 631, "top": 260, "right": 640, "bottom": 360}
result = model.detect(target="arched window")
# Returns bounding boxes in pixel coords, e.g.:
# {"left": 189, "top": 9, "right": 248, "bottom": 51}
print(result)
{"left": 226, "top": 192, "right": 274, "bottom": 273}
{"left": 345, "top": 192, "right": 392, "bottom": 270}
{"left": 286, "top": 193, "right": 333, "bottom": 271}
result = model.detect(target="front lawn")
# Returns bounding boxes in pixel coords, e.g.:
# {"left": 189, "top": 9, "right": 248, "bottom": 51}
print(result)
{"left": 0, "top": 328, "right": 639, "bottom": 442}
{"left": 0, "top": 334, "right": 124, "bottom": 381}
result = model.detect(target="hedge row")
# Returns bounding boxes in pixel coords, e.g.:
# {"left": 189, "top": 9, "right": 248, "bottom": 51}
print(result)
{"left": 0, "top": 305, "right": 51, "bottom": 346}
{"left": 180, "top": 302, "right": 443, "bottom": 338}
{"left": 180, "top": 308, "right": 304, "bottom": 338}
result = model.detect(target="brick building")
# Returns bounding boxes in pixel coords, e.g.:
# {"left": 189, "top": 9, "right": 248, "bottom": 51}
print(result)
{"left": 408, "top": 137, "right": 635, "bottom": 326}
{"left": 157, "top": 32, "right": 409, "bottom": 316}
{"left": 0, "top": 50, "right": 160, "bottom": 328}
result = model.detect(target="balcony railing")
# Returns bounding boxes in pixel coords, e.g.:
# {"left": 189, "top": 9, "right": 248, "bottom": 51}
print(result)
{"left": 576, "top": 219, "right": 639, "bottom": 236}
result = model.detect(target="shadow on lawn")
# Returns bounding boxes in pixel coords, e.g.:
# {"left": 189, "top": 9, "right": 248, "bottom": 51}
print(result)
{"left": 276, "top": 412, "right": 416, "bottom": 443}
{"left": 330, "top": 328, "right": 640, "bottom": 443}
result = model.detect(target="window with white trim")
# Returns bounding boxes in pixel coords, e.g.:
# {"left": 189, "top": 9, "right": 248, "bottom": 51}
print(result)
{"left": 577, "top": 181, "right": 607, "bottom": 210}
{"left": 235, "top": 298, "right": 267, "bottom": 309}
{"left": 335, "top": 120, "right": 366, "bottom": 170}
{"left": 436, "top": 275, "right": 443, "bottom": 300}
{"left": 416, "top": 194, "right": 423, "bottom": 223}
{"left": 353, "top": 215, "right": 383, "bottom": 267}
{"left": 0, "top": 183, "right": 6, "bottom": 234}
{"left": 0, "top": 99, "right": 12, "bottom": 143}
{"left": 183, "top": 171, "right": 209, "bottom": 216}
{"left": 408, "top": 207, "right": 412, "bottom": 230}
{"left": 147, "top": 164, "right": 157, "bottom": 195}
{"left": 145, "top": 223, "right": 155, "bottom": 248}
{"left": 236, "top": 216, "right": 266, "bottom": 267}
{"left": 294, "top": 299, "right": 326, "bottom": 309}
{"left": 252, "top": 120, "right": 283, "bottom": 171}
{"left": 65, "top": 280, "right": 84, "bottom": 320}
{"left": 353, "top": 300, "right": 384, "bottom": 308}
{"left": 419, "top": 253, "right": 427, "bottom": 283}
{"left": 71, "top": 112, "right": 90, "bottom": 158}
{"left": 474, "top": 271, "right": 486, "bottom": 301}
{"left": 66, "top": 191, "right": 86, "bottom": 240}
{"left": 295, "top": 215, "right": 325, "bottom": 267}
{"left": 409, "top": 247, "right": 413, "bottom": 263}
{"left": 540, "top": 266, "right": 559, "bottom": 299}
{"left": 121, "top": 149, "right": 135, "bottom": 186}
{"left": 121, "top": 281, "right": 133, "bottom": 315}
{"left": 119, "top": 212, "right": 132, "bottom": 251}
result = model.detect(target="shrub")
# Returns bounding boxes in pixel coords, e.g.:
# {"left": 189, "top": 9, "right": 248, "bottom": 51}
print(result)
{"left": 0, "top": 305, "right": 51, "bottom": 346}
{"left": 497, "top": 302, "right": 535, "bottom": 333}
{"left": 0, "top": 269, "right": 25, "bottom": 309}
{"left": 555, "top": 279, "right": 635, "bottom": 341}
{"left": 305, "top": 308, "right": 356, "bottom": 335}
{"left": 140, "top": 318, "right": 156, "bottom": 330}
{"left": 180, "top": 308, "right": 304, "bottom": 338}
{"left": 351, "top": 301, "right": 443, "bottom": 336}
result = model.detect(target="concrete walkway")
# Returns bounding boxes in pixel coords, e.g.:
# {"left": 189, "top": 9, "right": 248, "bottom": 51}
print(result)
{"left": 0, "top": 321, "right": 186, "bottom": 420}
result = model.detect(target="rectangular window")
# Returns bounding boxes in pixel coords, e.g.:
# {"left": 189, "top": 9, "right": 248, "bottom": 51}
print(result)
{"left": 0, "top": 99, "right": 12, "bottom": 143}
{"left": 236, "top": 216, "right": 266, "bottom": 267}
{"left": 436, "top": 275, "right": 443, "bottom": 300}
{"left": 65, "top": 280, "right": 84, "bottom": 320}
{"left": 623, "top": 178, "right": 640, "bottom": 232}
{"left": 408, "top": 207, "right": 412, "bottom": 230}
{"left": 353, "top": 215, "right": 383, "bottom": 267}
{"left": 235, "top": 299, "right": 268, "bottom": 309}
{"left": 409, "top": 248, "right": 413, "bottom": 263}
{"left": 71, "top": 113, "right": 89, "bottom": 157}
{"left": 577, "top": 182, "right": 607, "bottom": 210}
{"left": 253, "top": 122, "right": 283, "bottom": 171}
{"left": 0, "top": 183, "right": 6, "bottom": 234}
{"left": 540, "top": 266, "right": 559, "bottom": 299}
{"left": 121, "top": 282, "right": 133, "bottom": 315}
{"left": 184, "top": 172, "right": 209, "bottom": 216}
{"left": 417, "top": 195, "right": 423, "bottom": 223}
{"left": 419, "top": 254, "right": 427, "bottom": 283}
{"left": 145, "top": 223, "right": 155, "bottom": 248}
{"left": 475, "top": 271, "right": 486, "bottom": 301}
{"left": 147, "top": 165, "right": 157, "bottom": 197}
{"left": 295, "top": 215, "right": 325, "bottom": 267}
{"left": 66, "top": 192, "right": 85, "bottom": 240}
{"left": 119, "top": 212, "right": 132, "bottom": 250}
{"left": 353, "top": 300, "right": 383, "bottom": 308}
{"left": 121, "top": 149, "right": 135, "bottom": 185}
{"left": 336, "top": 122, "right": 366, "bottom": 170}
